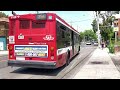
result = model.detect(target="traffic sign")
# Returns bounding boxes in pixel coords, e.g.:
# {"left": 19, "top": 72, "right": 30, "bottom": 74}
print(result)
{"left": 114, "top": 27, "right": 119, "bottom": 32}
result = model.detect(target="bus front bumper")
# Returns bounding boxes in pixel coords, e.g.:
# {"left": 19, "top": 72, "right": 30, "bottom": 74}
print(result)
{"left": 8, "top": 60, "right": 57, "bottom": 69}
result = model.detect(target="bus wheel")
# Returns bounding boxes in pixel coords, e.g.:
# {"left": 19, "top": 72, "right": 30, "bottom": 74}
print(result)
{"left": 66, "top": 51, "right": 70, "bottom": 66}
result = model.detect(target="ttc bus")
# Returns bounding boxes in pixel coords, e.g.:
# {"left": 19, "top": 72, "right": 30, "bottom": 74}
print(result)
{"left": 8, "top": 13, "right": 80, "bottom": 69}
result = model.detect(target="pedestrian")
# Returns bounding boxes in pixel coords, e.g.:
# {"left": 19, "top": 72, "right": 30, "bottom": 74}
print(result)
{"left": 101, "top": 41, "right": 104, "bottom": 50}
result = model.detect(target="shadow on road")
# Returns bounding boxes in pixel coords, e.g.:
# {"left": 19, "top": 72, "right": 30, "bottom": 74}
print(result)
{"left": 10, "top": 64, "right": 66, "bottom": 76}
{"left": 9, "top": 45, "right": 96, "bottom": 77}
{"left": 10, "top": 54, "right": 80, "bottom": 76}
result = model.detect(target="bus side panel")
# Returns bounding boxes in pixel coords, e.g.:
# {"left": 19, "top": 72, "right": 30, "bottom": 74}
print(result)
{"left": 74, "top": 45, "right": 78, "bottom": 55}
{"left": 57, "top": 52, "right": 67, "bottom": 67}
{"left": 47, "top": 19, "right": 57, "bottom": 64}
{"left": 70, "top": 49, "right": 73, "bottom": 59}
{"left": 73, "top": 33, "right": 80, "bottom": 56}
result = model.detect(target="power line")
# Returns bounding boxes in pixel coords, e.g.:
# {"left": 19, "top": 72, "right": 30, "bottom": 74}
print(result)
{"left": 68, "top": 19, "right": 93, "bottom": 23}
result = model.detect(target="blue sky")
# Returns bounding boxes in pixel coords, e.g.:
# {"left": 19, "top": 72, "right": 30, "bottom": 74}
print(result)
{"left": 1, "top": 11, "right": 96, "bottom": 32}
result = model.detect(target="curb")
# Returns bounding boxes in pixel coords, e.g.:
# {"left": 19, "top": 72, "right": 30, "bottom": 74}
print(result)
{"left": 0, "top": 60, "right": 8, "bottom": 69}
{"left": 0, "top": 55, "right": 8, "bottom": 57}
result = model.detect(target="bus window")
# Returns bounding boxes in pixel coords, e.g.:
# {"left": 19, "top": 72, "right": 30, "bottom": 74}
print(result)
{"left": 62, "top": 31, "right": 65, "bottom": 38}
{"left": 57, "top": 21, "right": 71, "bottom": 49}
{"left": 19, "top": 20, "right": 30, "bottom": 29}
{"left": 65, "top": 29, "right": 70, "bottom": 46}
{"left": 32, "top": 21, "right": 46, "bottom": 28}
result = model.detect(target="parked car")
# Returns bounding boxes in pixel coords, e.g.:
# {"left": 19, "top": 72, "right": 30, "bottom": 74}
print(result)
{"left": 93, "top": 41, "right": 98, "bottom": 46}
{"left": 86, "top": 41, "right": 91, "bottom": 45}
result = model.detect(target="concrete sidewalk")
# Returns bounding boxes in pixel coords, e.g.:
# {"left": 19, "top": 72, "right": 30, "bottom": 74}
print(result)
{"left": 0, "top": 51, "right": 8, "bottom": 56}
{"left": 73, "top": 48, "right": 120, "bottom": 79}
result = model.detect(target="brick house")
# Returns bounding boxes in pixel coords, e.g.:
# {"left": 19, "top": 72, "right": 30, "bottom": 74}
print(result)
{"left": 113, "top": 14, "right": 120, "bottom": 39}
{"left": 117, "top": 19, "right": 120, "bottom": 38}
{"left": 0, "top": 17, "right": 9, "bottom": 50}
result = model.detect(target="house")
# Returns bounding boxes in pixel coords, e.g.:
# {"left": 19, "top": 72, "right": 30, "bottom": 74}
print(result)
{"left": 112, "top": 14, "right": 120, "bottom": 39}
{"left": 0, "top": 17, "right": 9, "bottom": 50}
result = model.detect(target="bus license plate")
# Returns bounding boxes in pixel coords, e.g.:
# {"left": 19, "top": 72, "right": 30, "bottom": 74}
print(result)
{"left": 16, "top": 52, "right": 24, "bottom": 56}
{"left": 16, "top": 57, "right": 25, "bottom": 60}
{"left": 38, "top": 53, "right": 45, "bottom": 57}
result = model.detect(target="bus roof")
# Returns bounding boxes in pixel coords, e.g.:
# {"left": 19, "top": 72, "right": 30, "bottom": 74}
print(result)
{"left": 9, "top": 13, "right": 80, "bottom": 35}
{"left": 55, "top": 14, "right": 80, "bottom": 34}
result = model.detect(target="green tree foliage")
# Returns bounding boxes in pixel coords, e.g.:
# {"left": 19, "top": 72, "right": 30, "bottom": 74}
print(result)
{"left": 84, "top": 29, "right": 97, "bottom": 41}
{"left": 92, "top": 11, "right": 116, "bottom": 43}
{"left": 99, "top": 15, "right": 115, "bottom": 43}
{"left": 79, "top": 32, "right": 84, "bottom": 42}
{"left": 91, "top": 11, "right": 101, "bottom": 33}
{"left": 91, "top": 19, "right": 97, "bottom": 33}
{"left": 0, "top": 12, "right": 8, "bottom": 18}
{"left": 80, "top": 29, "right": 97, "bottom": 42}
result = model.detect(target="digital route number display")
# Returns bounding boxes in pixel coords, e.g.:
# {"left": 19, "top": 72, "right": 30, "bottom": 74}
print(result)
{"left": 36, "top": 13, "right": 47, "bottom": 20}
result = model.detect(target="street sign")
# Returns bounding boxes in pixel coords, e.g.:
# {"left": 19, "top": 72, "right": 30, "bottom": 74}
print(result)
{"left": 114, "top": 27, "right": 119, "bottom": 32}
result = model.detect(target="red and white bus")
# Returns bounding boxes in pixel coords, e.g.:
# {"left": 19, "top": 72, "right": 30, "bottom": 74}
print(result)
{"left": 8, "top": 13, "right": 80, "bottom": 69}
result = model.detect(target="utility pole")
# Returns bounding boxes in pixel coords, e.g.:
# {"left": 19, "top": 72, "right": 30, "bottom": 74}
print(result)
{"left": 96, "top": 11, "right": 101, "bottom": 48}
{"left": 37, "top": 11, "right": 39, "bottom": 14}
{"left": 115, "top": 31, "right": 117, "bottom": 43}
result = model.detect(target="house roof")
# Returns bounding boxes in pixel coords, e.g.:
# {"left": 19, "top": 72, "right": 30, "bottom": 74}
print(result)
{"left": 0, "top": 17, "right": 9, "bottom": 22}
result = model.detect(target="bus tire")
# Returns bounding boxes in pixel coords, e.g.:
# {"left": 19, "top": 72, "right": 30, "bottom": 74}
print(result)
{"left": 66, "top": 51, "right": 70, "bottom": 66}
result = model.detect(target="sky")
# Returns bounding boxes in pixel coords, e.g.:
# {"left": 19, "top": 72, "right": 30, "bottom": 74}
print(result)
{"left": 1, "top": 11, "right": 96, "bottom": 32}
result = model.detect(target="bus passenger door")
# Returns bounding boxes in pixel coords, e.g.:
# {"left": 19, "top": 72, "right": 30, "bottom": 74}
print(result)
{"left": 71, "top": 31, "right": 74, "bottom": 55}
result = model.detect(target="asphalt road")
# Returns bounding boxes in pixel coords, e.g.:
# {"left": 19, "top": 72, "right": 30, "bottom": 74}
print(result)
{"left": 0, "top": 55, "right": 8, "bottom": 61}
{"left": 0, "top": 44, "right": 97, "bottom": 79}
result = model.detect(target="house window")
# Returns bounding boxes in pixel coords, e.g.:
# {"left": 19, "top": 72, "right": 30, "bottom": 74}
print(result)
{"left": 114, "top": 23, "right": 118, "bottom": 27}
{"left": 0, "top": 25, "right": 5, "bottom": 30}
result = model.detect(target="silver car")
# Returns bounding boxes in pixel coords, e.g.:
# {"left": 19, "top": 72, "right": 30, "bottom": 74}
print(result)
{"left": 86, "top": 41, "right": 91, "bottom": 45}
{"left": 93, "top": 41, "right": 98, "bottom": 46}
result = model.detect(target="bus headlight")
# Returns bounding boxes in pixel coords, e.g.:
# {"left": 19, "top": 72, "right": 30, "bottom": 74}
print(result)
{"left": 51, "top": 56, "right": 54, "bottom": 60}
{"left": 50, "top": 47, "right": 54, "bottom": 51}
{"left": 9, "top": 46, "right": 13, "bottom": 51}
{"left": 10, "top": 55, "right": 13, "bottom": 58}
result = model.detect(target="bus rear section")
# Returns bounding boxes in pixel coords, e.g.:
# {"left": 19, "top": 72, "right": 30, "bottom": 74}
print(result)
{"left": 8, "top": 13, "right": 58, "bottom": 69}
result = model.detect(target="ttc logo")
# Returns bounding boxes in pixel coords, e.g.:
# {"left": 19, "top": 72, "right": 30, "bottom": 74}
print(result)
{"left": 43, "top": 35, "right": 54, "bottom": 41}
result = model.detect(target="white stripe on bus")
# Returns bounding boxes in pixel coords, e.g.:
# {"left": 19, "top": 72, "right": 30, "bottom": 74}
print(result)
{"left": 57, "top": 46, "right": 72, "bottom": 55}
{"left": 56, "top": 18, "right": 79, "bottom": 34}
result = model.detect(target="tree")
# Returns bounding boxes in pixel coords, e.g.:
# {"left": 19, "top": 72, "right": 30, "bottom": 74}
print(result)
{"left": 83, "top": 29, "right": 97, "bottom": 41}
{"left": 92, "top": 11, "right": 116, "bottom": 43}
{"left": 99, "top": 15, "right": 115, "bottom": 44}
{"left": 79, "top": 32, "right": 84, "bottom": 42}
{"left": 91, "top": 19, "right": 97, "bottom": 33}
{"left": 113, "top": 11, "right": 119, "bottom": 14}
{"left": 0, "top": 12, "right": 8, "bottom": 18}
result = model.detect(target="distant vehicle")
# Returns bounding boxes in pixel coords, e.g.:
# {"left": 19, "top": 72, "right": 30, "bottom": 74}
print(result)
{"left": 93, "top": 41, "right": 98, "bottom": 46}
{"left": 86, "top": 41, "right": 91, "bottom": 45}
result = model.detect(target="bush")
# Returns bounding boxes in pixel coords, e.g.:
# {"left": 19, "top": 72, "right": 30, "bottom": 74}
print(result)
{"left": 108, "top": 44, "right": 114, "bottom": 53}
